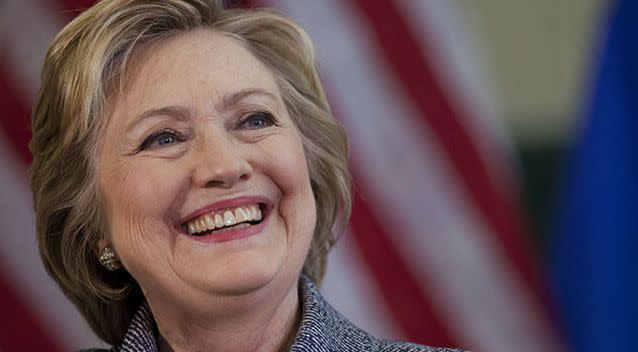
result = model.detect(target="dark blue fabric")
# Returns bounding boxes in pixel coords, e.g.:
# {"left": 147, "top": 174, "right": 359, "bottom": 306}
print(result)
{"left": 549, "top": 0, "right": 638, "bottom": 351}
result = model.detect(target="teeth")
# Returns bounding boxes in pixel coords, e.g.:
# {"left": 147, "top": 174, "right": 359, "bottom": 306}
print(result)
{"left": 186, "top": 204, "right": 264, "bottom": 235}
{"left": 214, "top": 213, "right": 224, "bottom": 228}
{"left": 204, "top": 215, "right": 215, "bottom": 230}
{"left": 245, "top": 206, "right": 255, "bottom": 221}
{"left": 235, "top": 207, "right": 248, "bottom": 223}
{"left": 223, "top": 210, "right": 235, "bottom": 226}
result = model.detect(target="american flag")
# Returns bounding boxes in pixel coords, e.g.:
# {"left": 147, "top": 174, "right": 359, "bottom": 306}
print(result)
{"left": 0, "top": 0, "right": 565, "bottom": 351}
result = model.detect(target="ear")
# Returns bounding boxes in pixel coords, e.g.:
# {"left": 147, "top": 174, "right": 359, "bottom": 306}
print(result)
{"left": 93, "top": 237, "right": 112, "bottom": 257}
{"left": 98, "top": 237, "right": 110, "bottom": 251}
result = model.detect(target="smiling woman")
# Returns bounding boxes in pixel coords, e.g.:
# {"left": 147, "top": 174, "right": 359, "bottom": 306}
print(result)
{"left": 29, "top": 1, "right": 459, "bottom": 351}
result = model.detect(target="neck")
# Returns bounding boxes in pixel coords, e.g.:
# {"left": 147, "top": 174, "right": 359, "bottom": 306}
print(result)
{"left": 152, "top": 280, "right": 302, "bottom": 352}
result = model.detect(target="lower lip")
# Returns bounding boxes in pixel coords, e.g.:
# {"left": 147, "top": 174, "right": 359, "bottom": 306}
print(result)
{"left": 185, "top": 213, "right": 269, "bottom": 244}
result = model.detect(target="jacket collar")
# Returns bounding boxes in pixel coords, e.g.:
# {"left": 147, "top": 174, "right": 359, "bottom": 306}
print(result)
{"left": 116, "top": 275, "right": 363, "bottom": 352}
{"left": 117, "top": 299, "right": 156, "bottom": 352}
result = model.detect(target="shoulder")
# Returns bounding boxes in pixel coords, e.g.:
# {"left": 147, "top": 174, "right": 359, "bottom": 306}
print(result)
{"left": 294, "top": 276, "right": 466, "bottom": 352}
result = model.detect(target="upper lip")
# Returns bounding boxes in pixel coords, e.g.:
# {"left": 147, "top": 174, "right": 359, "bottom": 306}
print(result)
{"left": 179, "top": 195, "right": 272, "bottom": 227}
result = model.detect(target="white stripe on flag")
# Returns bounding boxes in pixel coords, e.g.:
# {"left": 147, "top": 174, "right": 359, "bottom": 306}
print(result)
{"left": 323, "top": 230, "right": 404, "bottom": 340}
{"left": 395, "top": 0, "right": 517, "bottom": 191}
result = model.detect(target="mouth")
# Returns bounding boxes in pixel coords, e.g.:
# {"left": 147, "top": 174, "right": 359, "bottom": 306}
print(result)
{"left": 182, "top": 203, "right": 269, "bottom": 237}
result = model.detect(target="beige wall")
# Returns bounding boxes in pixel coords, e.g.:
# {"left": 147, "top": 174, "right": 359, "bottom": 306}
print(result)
{"left": 463, "top": 0, "right": 606, "bottom": 145}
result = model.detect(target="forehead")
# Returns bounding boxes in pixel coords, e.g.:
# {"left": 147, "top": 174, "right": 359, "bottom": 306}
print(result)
{"left": 114, "top": 29, "right": 279, "bottom": 117}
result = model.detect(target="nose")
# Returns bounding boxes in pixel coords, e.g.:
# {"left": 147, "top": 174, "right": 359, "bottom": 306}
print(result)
{"left": 192, "top": 135, "right": 252, "bottom": 189}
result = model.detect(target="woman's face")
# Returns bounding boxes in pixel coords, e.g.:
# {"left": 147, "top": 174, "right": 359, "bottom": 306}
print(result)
{"left": 98, "top": 29, "right": 316, "bottom": 306}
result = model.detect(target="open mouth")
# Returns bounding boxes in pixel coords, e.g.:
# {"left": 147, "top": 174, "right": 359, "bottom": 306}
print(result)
{"left": 182, "top": 203, "right": 267, "bottom": 237}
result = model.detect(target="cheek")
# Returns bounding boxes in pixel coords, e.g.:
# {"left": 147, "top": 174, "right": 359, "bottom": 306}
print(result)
{"left": 263, "top": 134, "right": 317, "bottom": 239}
{"left": 266, "top": 132, "right": 312, "bottom": 193}
{"left": 99, "top": 158, "right": 189, "bottom": 261}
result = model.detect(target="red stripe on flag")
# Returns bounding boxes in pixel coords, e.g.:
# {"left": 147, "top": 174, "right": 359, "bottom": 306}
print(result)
{"left": 0, "top": 259, "right": 63, "bottom": 352}
{"left": 348, "top": 177, "right": 456, "bottom": 346}
{"left": 347, "top": 0, "right": 545, "bottom": 305}
{"left": 53, "top": 0, "right": 94, "bottom": 13}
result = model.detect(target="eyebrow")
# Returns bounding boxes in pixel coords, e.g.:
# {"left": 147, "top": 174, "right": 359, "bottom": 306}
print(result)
{"left": 126, "top": 88, "right": 279, "bottom": 133}
{"left": 126, "top": 106, "right": 190, "bottom": 134}
{"left": 217, "top": 88, "right": 279, "bottom": 112}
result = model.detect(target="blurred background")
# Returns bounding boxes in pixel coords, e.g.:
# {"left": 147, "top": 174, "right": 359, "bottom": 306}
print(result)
{"left": 1, "top": 0, "right": 635, "bottom": 351}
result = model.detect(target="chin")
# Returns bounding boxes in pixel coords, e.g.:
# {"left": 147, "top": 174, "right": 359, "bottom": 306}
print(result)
{"left": 220, "top": 263, "right": 285, "bottom": 297}
{"left": 179, "top": 243, "right": 290, "bottom": 297}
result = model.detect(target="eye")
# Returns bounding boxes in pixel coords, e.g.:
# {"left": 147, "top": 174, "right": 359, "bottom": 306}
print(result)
{"left": 240, "top": 111, "right": 275, "bottom": 129}
{"left": 139, "top": 129, "right": 184, "bottom": 151}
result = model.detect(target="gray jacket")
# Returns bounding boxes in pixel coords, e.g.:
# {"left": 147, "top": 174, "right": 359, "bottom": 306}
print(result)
{"left": 84, "top": 276, "right": 463, "bottom": 352}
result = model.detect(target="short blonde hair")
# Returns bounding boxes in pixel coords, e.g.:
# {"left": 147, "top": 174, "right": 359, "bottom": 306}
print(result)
{"left": 30, "top": 0, "right": 351, "bottom": 344}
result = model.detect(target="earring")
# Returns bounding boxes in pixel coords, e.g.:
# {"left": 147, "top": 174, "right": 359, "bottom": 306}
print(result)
{"left": 99, "top": 247, "right": 121, "bottom": 271}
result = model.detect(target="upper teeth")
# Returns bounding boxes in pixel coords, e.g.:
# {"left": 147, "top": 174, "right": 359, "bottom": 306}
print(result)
{"left": 186, "top": 204, "right": 262, "bottom": 235}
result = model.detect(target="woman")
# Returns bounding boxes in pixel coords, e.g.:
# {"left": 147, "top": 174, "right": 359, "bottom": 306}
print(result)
{"left": 30, "top": 1, "right": 460, "bottom": 351}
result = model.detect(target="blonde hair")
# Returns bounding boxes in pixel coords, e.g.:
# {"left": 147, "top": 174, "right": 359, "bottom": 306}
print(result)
{"left": 30, "top": 0, "right": 351, "bottom": 344}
